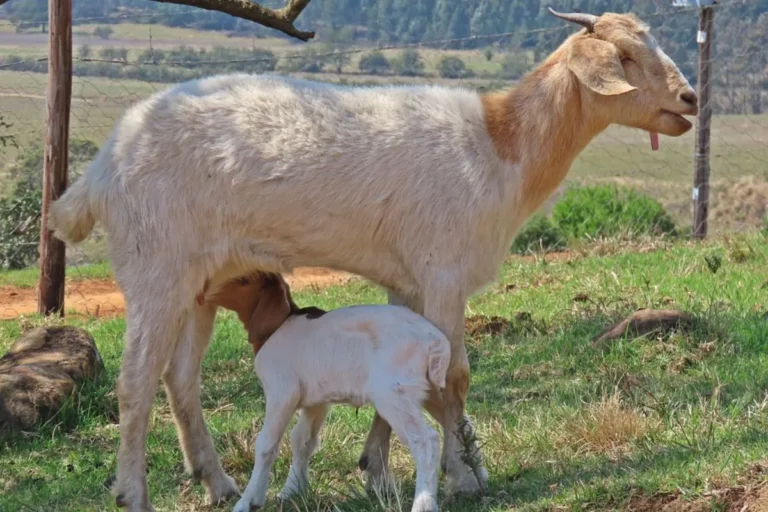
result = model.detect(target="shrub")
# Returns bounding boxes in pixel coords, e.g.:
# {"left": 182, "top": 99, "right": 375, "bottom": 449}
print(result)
{"left": 437, "top": 56, "right": 468, "bottom": 79}
{"left": 93, "top": 26, "right": 113, "bottom": 40}
{"left": 359, "top": 51, "right": 391, "bottom": 75}
{"left": 511, "top": 214, "right": 566, "bottom": 255}
{"left": 552, "top": 184, "right": 677, "bottom": 240}
{"left": 498, "top": 52, "right": 530, "bottom": 80}
{"left": 393, "top": 49, "right": 424, "bottom": 77}
{"left": 0, "top": 185, "right": 42, "bottom": 269}
{"left": 280, "top": 48, "right": 325, "bottom": 73}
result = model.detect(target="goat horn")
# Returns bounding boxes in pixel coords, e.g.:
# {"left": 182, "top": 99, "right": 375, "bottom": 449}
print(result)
{"left": 547, "top": 7, "right": 598, "bottom": 33}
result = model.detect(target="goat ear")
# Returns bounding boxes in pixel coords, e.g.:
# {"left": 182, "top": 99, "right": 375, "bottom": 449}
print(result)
{"left": 247, "top": 289, "right": 292, "bottom": 348}
{"left": 567, "top": 38, "right": 637, "bottom": 96}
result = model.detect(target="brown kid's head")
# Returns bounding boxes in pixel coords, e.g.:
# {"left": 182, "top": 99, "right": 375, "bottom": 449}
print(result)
{"left": 210, "top": 272, "right": 297, "bottom": 354}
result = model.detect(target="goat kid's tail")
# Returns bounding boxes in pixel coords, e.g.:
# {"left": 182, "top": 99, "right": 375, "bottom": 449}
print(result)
{"left": 427, "top": 335, "right": 451, "bottom": 390}
{"left": 47, "top": 176, "right": 95, "bottom": 245}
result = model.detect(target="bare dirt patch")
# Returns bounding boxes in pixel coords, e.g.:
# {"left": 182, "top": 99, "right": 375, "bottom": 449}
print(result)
{"left": 627, "top": 465, "right": 768, "bottom": 512}
{"left": 0, "top": 267, "right": 354, "bottom": 320}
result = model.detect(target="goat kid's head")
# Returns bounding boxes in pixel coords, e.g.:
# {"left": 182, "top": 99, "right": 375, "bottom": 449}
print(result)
{"left": 549, "top": 7, "right": 698, "bottom": 138}
{"left": 211, "top": 272, "right": 296, "bottom": 353}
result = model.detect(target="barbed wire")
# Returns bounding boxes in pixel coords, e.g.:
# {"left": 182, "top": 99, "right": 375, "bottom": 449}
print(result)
{"left": 1, "top": 4, "right": 766, "bottom": 313}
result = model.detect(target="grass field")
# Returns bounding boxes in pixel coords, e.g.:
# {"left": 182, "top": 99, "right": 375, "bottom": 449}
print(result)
{"left": 1, "top": 234, "right": 767, "bottom": 511}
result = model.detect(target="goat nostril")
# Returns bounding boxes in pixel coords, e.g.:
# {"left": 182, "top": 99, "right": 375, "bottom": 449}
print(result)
{"left": 680, "top": 91, "right": 698, "bottom": 107}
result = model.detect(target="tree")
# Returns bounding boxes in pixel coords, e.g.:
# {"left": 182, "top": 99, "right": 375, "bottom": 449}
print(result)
{"left": 359, "top": 51, "right": 391, "bottom": 75}
{"left": 328, "top": 48, "right": 351, "bottom": 74}
{"left": 393, "top": 49, "right": 424, "bottom": 77}
{"left": 145, "top": 0, "right": 315, "bottom": 41}
{"left": 280, "top": 48, "right": 325, "bottom": 72}
{"left": 0, "top": 115, "right": 17, "bottom": 150}
{"left": 77, "top": 45, "right": 92, "bottom": 60}
{"left": 115, "top": 47, "right": 129, "bottom": 64}
{"left": 499, "top": 51, "right": 530, "bottom": 80}
{"left": 325, "top": 27, "right": 354, "bottom": 73}
{"left": 93, "top": 26, "right": 114, "bottom": 40}
{"left": 0, "top": 0, "right": 315, "bottom": 41}
{"left": 438, "top": 56, "right": 468, "bottom": 79}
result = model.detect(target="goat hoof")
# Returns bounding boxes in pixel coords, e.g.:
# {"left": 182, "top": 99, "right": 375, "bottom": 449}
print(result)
{"left": 445, "top": 467, "right": 488, "bottom": 497}
{"left": 205, "top": 473, "right": 240, "bottom": 505}
{"left": 232, "top": 498, "right": 262, "bottom": 512}
{"left": 358, "top": 455, "right": 369, "bottom": 471}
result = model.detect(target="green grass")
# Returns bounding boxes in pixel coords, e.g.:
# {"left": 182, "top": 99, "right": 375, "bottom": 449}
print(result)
{"left": 0, "top": 261, "right": 112, "bottom": 289}
{"left": 1, "top": 234, "right": 767, "bottom": 511}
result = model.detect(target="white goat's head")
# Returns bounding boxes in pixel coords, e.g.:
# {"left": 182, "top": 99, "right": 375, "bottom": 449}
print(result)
{"left": 549, "top": 8, "right": 698, "bottom": 137}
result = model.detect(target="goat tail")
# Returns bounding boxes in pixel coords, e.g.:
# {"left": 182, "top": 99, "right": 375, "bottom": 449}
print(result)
{"left": 48, "top": 176, "right": 95, "bottom": 245}
{"left": 427, "top": 335, "right": 451, "bottom": 390}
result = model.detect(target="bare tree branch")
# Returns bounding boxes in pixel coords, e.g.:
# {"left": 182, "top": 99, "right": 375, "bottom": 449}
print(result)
{"left": 148, "top": 0, "right": 315, "bottom": 41}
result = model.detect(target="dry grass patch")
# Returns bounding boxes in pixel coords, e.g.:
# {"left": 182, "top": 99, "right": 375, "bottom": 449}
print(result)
{"left": 557, "top": 394, "right": 658, "bottom": 457}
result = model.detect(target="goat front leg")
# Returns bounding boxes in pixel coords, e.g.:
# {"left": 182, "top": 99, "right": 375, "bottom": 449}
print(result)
{"left": 421, "top": 278, "right": 488, "bottom": 496}
{"left": 233, "top": 390, "right": 299, "bottom": 512}
{"left": 163, "top": 303, "right": 239, "bottom": 505}
{"left": 359, "top": 289, "right": 417, "bottom": 489}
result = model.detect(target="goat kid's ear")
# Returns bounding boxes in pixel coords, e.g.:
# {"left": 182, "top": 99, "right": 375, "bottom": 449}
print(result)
{"left": 247, "top": 293, "right": 292, "bottom": 348}
{"left": 567, "top": 38, "right": 637, "bottom": 97}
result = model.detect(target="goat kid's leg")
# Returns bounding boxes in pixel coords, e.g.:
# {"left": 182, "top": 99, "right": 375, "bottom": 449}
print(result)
{"left": 233, "top": 392, "right": 299, "bottom": 512}
{"left": 113, "top": 293, "right": 187, "bottom": 512}
{"left": 422, "top": 280, "right": 488, "bottom": 496}
{"left": 374, "top": 395, "right": 440, "bottom": 512}
{"left": 278, "top": 404, "right": 329, "bottom": 500}
{"left": 163, "top": 303, "right": 239, "bottom": 505}
{"left": 359, "top": 288, "right": 410, "bottom": 489}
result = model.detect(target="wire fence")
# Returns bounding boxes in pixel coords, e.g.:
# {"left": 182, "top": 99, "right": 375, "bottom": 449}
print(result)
{"left": 0, "top": 4, "right": 766, "bottom": 318}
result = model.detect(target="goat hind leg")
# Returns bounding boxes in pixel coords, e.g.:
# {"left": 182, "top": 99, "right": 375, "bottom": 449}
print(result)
{"left": 113, "top": 289, "right": 187, "bottom": 511}
{"left": 278, "top": 404, "right": 328, "bottom": 500}
{"left": 162, "top": 303, "right": 239, "bottom": 505}
{"left": 373, "top": 395, "right": 439, "bottom": 512}
{"left": 359, "top": 289, "right": 414, "bottom": 489}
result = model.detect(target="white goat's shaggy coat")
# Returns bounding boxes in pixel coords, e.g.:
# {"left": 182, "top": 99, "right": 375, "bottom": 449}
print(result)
{"left": 48, "top": 9, "right": 698, "bottom": 511}
{"left": 232, "top": 305, "right": 450, "bottom": 512}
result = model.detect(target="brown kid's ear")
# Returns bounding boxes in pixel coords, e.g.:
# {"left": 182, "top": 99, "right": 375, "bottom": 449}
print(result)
{"left": 247, "top": 279, "right": 292, "bottom": 349}
{"left": 567, "top": 38, "right": 637, "bottom": 96}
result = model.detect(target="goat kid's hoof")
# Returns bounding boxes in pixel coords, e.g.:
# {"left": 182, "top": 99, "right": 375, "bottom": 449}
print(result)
{"left": 411, "top": 495, "right": 439, "bottom": 512}
{"left": 232, "top": 497, "right": 263, "bottom": 512}
{"left": 113, "top": 492, "right": 156, "bottom": 512}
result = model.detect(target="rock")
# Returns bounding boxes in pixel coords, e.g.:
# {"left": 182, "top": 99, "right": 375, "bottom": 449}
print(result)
{"left": 0, "top": 325, "right": 103, "bottom": 432}
{"left": 591, "top": 309, "right": 693, "bottom": 349}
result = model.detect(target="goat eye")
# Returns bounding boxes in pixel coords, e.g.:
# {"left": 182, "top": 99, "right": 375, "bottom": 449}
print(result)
{"left": 238, "top": 277, "right": 250, "bottom": 286}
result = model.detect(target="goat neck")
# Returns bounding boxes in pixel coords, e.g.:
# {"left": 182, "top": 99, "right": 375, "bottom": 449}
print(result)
{"left": 481, "top": 44, "right": 609, "bottom": 217}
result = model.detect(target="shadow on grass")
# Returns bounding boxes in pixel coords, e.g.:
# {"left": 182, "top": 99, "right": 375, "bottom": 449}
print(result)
{"left": 1, "top": 309, "right": 767, "bottom": 511}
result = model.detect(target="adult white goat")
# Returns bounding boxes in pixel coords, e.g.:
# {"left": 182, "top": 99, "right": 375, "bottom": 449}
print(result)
{"left": 48, "top": 8, "right": 698, "bottom": 511}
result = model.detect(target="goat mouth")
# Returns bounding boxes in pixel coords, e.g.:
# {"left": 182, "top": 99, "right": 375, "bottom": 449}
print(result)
{"left": 661, "top": 107, "right": 697, "bottom": 118}
{"left": 656, "top": 110, "right": 694, "bottom": 135}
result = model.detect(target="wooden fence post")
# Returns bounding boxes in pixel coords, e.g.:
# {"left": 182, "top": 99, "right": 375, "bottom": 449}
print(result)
{"left": 38, "top": 0, "right": 72, "bottom": 316}
{"left": 693, "top": 5, "right": 714, "bottom": 239}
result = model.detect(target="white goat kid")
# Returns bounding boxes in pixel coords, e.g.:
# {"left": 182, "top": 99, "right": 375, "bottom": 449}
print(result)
{"left": 48, "top": 8, "right": 698, "bottom": 511}
{"left": 213, "top": 277, "right": 449, "bottom": 512}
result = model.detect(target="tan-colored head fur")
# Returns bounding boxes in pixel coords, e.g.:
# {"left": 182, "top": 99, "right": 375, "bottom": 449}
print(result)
{"left": 482, "top": 8, "right": 697, "bottom": 216}
{"left": 205, "top": 272, "right": 297, "bottom": 354}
